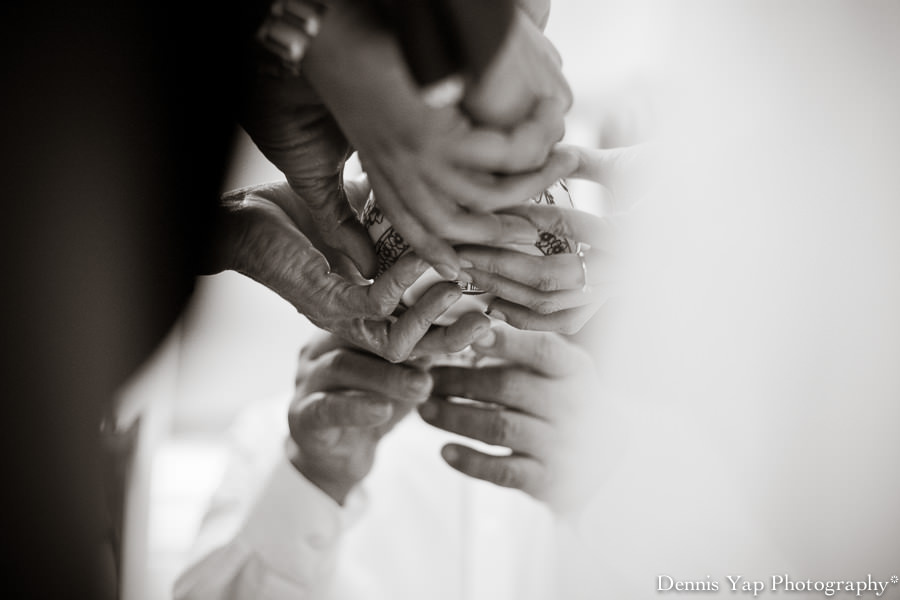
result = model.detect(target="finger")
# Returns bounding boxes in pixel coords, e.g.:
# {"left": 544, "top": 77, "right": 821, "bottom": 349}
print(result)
{"left": 364, "top": 163, "right": 461, "bottom": 278}
{"left": 447, "top": 97, "right": 569, "bottom": 174}
{"left": 429, "top": 365, "right": 562, "bottom": 419}
{"left": 410, "top": 311, "right": 491, "bottom": 357}
{"left": 366, "top": 253, "right": 431, "bottom": 316}
{"left": 463, "top": 268, "right": 613, "bottom": 315}
{"left": 419, "top": 401, "right": 554, "bottom": 457}
{"left": 458, "top": 247, "right": 580, "bottom": 290}
{"left": 289, "top": 391, "right": 393, "bottom": 436}
{"left": 488, "top": 299, "right": 601, "bottom": 337}
{"left": 290, "top": 170, "right": 379, "bottom": 279}
{"left": 361, "top": 282, "right": 462, "bottom": 363}
{"left": 505, "top": 96, "right": 568, "bottom": 168}
{"left": 427, "top": 149, "right": 578, "bottom": 216}
{"left": 241, "top": 88, "right": 379, "bottom": 277}
{"left": 224, "top": 191, "right": 367, "bottom": 317}
{"left": 482, "top": 148, "right": 579, "bottom": 207}
{"left": 440, "top": 443, "right": 546, "bottom": 495}
{"left": 504, "top": 204, "right": 620, "bottom": 254}
{"left": 423, "top": 210, "right": 540, "bottom": 247}
{"left": 371, "top": 165, "right": 540, "bottom": 245}
{"left": 367, "top": 162, "right": 543, "bottom": 252}
{"left": 561, "top": 143, "right": 646, "bottom": 186}
{"left": 472, "top": 322, "right": 591, "bottom": 375}
{"left": 306, "top": 349, "right": 433, "bottom": 403}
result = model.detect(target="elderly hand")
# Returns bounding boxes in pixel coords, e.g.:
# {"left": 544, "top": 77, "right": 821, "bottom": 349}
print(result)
{"left": 287, "top": 315, "right": 489, "bottom": 504}
{"left": 238, "top": 65, "right": 377, "bottom": 277}
{"left": 207, "top": 179, "right": 489, "bottom": 362}
{"left": 245, "top": 0, "right": 575, "bottom": 280}
{"left": 456, "top": 144, "right": 648, "bottom": 335}
{"left": 418, "top": 323, "right": 603, "bottom": 514}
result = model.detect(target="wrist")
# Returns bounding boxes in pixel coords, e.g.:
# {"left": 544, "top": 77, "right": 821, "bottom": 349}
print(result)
{"left": 286, "top": 438, "right": 358, "bottom": 505}
{"left": 254, "top": 0, "right": 328, "bottom": 78}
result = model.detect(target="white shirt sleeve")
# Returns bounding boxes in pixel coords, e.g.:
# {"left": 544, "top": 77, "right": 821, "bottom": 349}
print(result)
{"left": 173, "top": 398, "right": 366, "bottom": 600}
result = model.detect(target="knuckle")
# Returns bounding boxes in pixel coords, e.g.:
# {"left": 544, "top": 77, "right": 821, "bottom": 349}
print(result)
{"left": 492, "top": 370, "right": 514, "bottom": 398}
{"left": 487, "top": 413, "right": 515, "bottom": 447}
{"left": 535, "top": 273, "right": 560, "bottom": 292}
{"left": 382, "top": 346, "right": 407, "bottom": 364}
{"left": 543, "top": 211, "right": 570, "bottom": 239}
{"left": 519, "top": 143, "right": 547, "bottom": 170}
{"left": 493, "top": 463, "right": 522, "bottom": 488}
{"left": 401, "top": 368, "right": 432, "bottom": 398}
{"left": 367, "top": 289, "right": 397, "bottom": 318}
{"left": 533, "top": 297, "right": 561, "bottom": 315}
{"left": 310, "top": 395, "right": 331, "bottom": 427}
{"left": 513, "top": 144, "right": 542, "bottom": 170}
{"left": 323, "top": 349, "right": 351, "bottom": 374}
{"left": 514, "top": 313, "right": 542, "bottom": 332}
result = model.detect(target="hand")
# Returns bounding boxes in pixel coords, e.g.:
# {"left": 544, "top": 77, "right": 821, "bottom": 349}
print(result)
{"left": 239, "top": 64, "right": 377, "bottom": 277}
{"left": 418, "top": 323, "right": 603, "bottom": 514}
{"left": 300, "top": 0, "right": 576, "bottom": 277}
{"left": 462, "top": 7, "right": 572, "bottom": 129}
{"left": 206, "top": 179, "right": 485, "bottom": 362}
{"left": 456, "top": 144, "right": 648, "bottom": 334}
{"left": 286, "top": 332, "right": 429, "bottom": 504}
{"left": 287, "top": 318, "right": 489, "bottom": 504}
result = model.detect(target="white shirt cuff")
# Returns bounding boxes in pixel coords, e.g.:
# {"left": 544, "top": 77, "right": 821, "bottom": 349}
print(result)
{"left": 239, "top": 447, "right": 362, "bottom": 585}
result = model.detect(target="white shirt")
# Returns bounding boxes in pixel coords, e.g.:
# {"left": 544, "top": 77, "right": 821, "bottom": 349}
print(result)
{"left": 173, "top": 394, "right": 575, "bottom": 600}
{"left": 173, "top": 389, "right": 797, "bottom": 600}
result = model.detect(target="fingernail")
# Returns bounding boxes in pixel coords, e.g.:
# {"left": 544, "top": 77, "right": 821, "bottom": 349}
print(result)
{"left": 456, "top": 270, "right": 473, "bottom": 284}
{"left": 435, "top": 263, "right": 459, "bottom": 280}
{"left": 486, "top": 306, "right": 507, "bottom": 323}
{"left": 459, "top": 259, "right": 474, "bottom": 269}
{"left": 441, "top": 445, "right": 459, "bottom": 464}
{"left": 472, "top": 327, "right": 496, "bottom": 349}
{"left": 418, "top": 402, "right": 438, "bottom": 422}
{"left": 408, "top": 371, "right": 433, "bottom": 396}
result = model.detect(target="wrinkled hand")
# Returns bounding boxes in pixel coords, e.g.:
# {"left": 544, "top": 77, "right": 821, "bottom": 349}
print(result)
{"left": 418, "top": 323, "right": 603, "bottom": 514}
{"left": 207, "top": 179, "right": 483, "bottom": 362}
{"left": 456, "top": 144, "right": 648, "bottom": 335}
{"left": 239, "top": 65, "right": 377, "bottom": 277}
{"left": 287, "top": 317, "right": 489, "bottom": 504}
{"left": 298, "top": 0, "right": 576, "bottom": 277}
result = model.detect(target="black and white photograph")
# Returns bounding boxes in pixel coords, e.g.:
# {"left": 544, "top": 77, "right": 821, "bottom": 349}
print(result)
{"left": 3, "top": 1, "right": 899, "bottom": 599}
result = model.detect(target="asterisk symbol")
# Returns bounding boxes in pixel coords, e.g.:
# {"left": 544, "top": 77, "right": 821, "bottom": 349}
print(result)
{"left": 891, "top": 575, "right": 899, "bottom": 584}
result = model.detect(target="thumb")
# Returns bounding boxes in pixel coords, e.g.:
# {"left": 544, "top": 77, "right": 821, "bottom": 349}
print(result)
{"left": 290, "top": 171, "right": 378, "bottom": 280}
{"left": 562, "top": 143, "right": 648, "bottom": 183}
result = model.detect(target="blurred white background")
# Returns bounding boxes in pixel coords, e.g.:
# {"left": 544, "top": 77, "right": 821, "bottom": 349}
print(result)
{"left": 118, "top": 2, "right": 900, "bottom": 598}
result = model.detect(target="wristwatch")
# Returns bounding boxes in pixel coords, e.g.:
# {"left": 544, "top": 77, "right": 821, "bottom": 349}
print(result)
{"left": 255, "top": 0, "right": 326, "bottom": 77}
